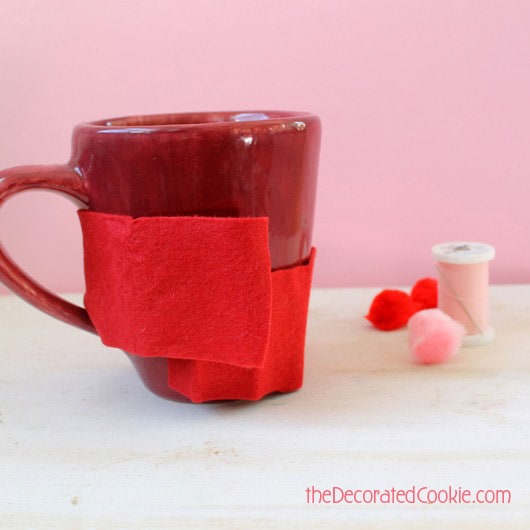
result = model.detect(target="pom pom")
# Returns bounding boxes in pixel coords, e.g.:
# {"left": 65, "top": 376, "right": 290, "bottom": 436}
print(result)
{"left": 411, "top": 277, "right": 438, "bottom": 310}
{"left": 408, "top": 309, "right": 465, "bottom": 364}
{"left": 366, "top": 290, "right": 419, "bottom": 331}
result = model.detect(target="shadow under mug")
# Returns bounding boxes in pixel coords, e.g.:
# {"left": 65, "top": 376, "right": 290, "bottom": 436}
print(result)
{"left": 0, "top": 110, "right": 321, "bottom": 400}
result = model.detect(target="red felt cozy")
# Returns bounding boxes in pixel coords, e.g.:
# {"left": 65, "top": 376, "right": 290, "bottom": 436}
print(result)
{"left": 78, "top": 211, "right": 315, "bottom": 402}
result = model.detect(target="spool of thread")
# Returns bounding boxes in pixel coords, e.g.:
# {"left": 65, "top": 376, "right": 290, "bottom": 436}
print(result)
{"left": 432, "top": 242, "right": 495, "bottom": 346}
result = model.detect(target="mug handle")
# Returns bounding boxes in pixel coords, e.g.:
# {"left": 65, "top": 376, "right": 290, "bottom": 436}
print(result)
{"left": 0, "top": 164, "right": 96, "bottom": 333}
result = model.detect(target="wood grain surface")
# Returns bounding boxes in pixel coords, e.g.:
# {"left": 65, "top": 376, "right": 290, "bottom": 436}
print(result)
{"left": 1, "top": 287, "right": 528, "bottom": 528}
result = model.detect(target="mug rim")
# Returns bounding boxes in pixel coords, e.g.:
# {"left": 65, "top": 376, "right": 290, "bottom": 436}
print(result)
{"left": 77, "top": 110, "right": 318, "bottom": 133}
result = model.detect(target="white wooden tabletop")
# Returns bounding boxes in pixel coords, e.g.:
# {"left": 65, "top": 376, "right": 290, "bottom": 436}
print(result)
{"left": 1, "top": 286, "right": 529, "bottom": 529}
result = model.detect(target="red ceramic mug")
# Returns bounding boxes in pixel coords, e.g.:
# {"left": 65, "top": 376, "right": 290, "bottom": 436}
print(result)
{"left": 0, "top": 111, "right": 320, "bottom": 399}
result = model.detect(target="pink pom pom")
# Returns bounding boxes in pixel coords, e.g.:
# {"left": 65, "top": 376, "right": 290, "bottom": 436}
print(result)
{"left": 408, "top": 309, "right": 465, "bottom": 364}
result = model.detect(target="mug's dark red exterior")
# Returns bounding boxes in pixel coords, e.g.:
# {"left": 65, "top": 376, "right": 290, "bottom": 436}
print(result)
{"left": 73, "top": 111, "right": 320, "bottom": 269}
{"left": 0, "top": 111, "right": 320, "bottom": 400}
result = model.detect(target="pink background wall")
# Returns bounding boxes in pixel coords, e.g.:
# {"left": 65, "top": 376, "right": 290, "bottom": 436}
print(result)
{"left": 1, "top": 0, "right": 529, "bottom": 294}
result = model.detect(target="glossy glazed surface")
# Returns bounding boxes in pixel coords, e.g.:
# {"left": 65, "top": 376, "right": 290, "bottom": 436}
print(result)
{"left": 71, "top": 111, "right": 320, "bottom": 269}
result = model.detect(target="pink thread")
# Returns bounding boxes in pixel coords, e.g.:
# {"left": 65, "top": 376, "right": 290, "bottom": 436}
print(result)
{"left": 432, "top": 242, "right": 495, "bottom": 345}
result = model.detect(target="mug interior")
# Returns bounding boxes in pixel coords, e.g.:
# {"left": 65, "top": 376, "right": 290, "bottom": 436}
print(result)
{"left": 89, "top": 111, "right": 310, "bottom": 128}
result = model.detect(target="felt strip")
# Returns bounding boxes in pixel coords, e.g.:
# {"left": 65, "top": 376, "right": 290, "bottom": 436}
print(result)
{"left": 167, "top": 248, "right": 316, "bottom": 402}
{"left": 78, "top": 211, "right": 272, "bottom": 368}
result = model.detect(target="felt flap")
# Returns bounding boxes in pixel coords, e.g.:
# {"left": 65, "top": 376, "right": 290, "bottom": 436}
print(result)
{"left": 167, "top": 248, "right": 316, "bottom": 402}
{"left": 78, "top": 211, "right": 272, "bottom": 368}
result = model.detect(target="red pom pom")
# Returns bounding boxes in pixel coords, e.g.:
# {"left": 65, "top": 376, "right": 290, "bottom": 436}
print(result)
{"left": 411, "top": 277, "right": 438, "bottom": 310}
{"left": 365, "top": 290, "right": 419, "bottom": 331}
